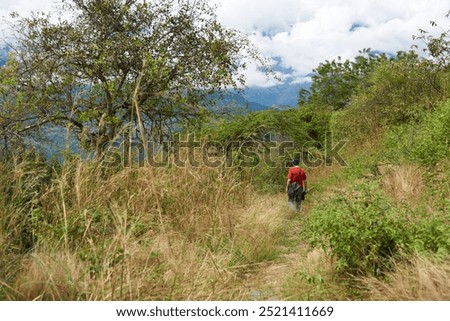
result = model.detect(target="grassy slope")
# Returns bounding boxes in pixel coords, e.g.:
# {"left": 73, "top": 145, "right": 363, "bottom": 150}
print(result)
{"left": 0, "top": 131, "right": 449, "bottom": 300}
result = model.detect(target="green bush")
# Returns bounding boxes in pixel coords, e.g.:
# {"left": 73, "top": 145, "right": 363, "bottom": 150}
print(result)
{"left": 304, "top": 181, "right": 450, "bottom": 276}
{"left": 304, "top": 183, "right": 411, "bottom": 275}
{"left": 383, "top": 100, "right": 450, "bottom": 165}
{"left": 411, "top": 211, "right": 450, "bottom": 257}
{"left": 250, "top": 163, "right": 287, "bottom": 193}
{"left": 381, "top": 124, "right": 416, "bottom": 163}
{"left": 410, "top": 100, "right": 450, "bottom": 165}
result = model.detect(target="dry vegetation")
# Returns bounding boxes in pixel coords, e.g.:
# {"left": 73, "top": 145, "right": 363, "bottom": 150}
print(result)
{"left": 0, "top": 156, "right": 292, "bottom": 300}
{"left": 362, "top": 256, "right": 450, "bottom": 300}
{"left": 379, "top": 164, "right": 425, "bottom": 206}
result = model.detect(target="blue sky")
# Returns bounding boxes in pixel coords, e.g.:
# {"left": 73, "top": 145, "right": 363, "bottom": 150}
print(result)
{"left": 1, "top": 0, "right": 449, "bottom": 87}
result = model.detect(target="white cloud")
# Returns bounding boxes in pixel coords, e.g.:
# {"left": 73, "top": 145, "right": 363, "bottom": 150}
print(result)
{"left": 0, "top": 0, "right": 55, "bottom": 18}
{"left": 215, "top": 0, "right": 450, "bottom": 86}
{"left": 0, "top": 0, "right": 58, "bottom": 41}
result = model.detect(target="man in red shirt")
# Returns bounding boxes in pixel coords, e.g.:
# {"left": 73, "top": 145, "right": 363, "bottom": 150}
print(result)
{"left": 285, "top": 158, "right": 307, "bottom": 211}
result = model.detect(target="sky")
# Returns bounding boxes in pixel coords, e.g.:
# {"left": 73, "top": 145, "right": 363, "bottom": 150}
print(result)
{"left": 1, "top": 0, "right": 449, "bottom": 87}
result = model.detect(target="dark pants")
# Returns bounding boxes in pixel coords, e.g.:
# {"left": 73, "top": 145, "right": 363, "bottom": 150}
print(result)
{"left": 288, "top": 182, "right": 303, "bottom": 210}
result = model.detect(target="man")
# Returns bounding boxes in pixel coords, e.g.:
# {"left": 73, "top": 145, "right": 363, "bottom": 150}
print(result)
{"left": 285, "top": 158, "right": 307, "bottom": 211}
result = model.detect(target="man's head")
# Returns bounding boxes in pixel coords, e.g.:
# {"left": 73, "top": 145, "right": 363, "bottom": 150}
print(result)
{"left": 292, "top": 158, "right": 300, "bottom": 166}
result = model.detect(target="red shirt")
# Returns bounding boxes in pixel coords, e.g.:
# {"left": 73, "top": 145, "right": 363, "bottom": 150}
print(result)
{"left": 287, "top": 167, "right": 307, "bottom": 188}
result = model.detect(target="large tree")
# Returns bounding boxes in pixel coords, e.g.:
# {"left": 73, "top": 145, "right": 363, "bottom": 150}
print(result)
{"left": 2, "top": 0, "right": 263, "bottom": 155}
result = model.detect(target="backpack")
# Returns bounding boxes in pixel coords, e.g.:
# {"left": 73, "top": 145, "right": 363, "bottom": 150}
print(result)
{"left": 288, "top": 182, "right": 301, "bottom": 198}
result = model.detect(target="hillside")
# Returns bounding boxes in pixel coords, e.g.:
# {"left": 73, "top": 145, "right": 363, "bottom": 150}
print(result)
{"left": 2, "top": 129, "right": 448, "bottom": 300}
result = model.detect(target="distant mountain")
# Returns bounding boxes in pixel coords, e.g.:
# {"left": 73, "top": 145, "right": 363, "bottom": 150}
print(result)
{"left": 240, "top": 55, "right": 312, "bottom": 108}
{"left": 213, "top": 81, "right": 311, "bottom": 112}
{"left": 0, "top": 50, "right": 6, "bottom": 67}
{"left": 0, "top": 47, "right": 9, "bottom": 66}
{"left": 242, "top": 81, "right": 310, "bottom": 108}
{"left": 211, "top": 91, "right": 269, "bottom": 112}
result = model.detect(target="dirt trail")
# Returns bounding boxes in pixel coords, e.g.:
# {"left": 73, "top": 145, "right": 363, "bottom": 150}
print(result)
{"left": 242, "top": 193, "right": 312, "bottom": 300}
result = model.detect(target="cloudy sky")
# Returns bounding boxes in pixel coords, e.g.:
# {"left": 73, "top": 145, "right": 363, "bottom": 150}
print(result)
{"left": 1, "top": 0, "right": 449, "bottom": 87}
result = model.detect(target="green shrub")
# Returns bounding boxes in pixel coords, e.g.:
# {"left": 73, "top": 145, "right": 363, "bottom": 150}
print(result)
{"left": 410, "top": 100, "right": 450, "bottom": 165}
{"left": 304, "top": 183, "right": 411, "bottom": 275}
{"left": 383, "top": 100, "right": 450, "bottom": 165}
{"left": 412, "top": 212, "right": 450, "bottom": 256}
{"left": 250, "top": 163, "right": 287, "bottom": 193}
{"left": 329, "top": 56, "right": 446, "bottom": 140}
{"left": 304, "top": 181, "right": 450, "bottom": 276}
{"left": 343, "top": 152, "right": 378, "bottom": 180}
{"left": 382, "top": 124, "right": 416, "bottom": 163}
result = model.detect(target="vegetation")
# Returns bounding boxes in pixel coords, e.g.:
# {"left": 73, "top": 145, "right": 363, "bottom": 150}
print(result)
{"left": 282, "top": 12, "right": 450, "bottom": 300}
{"left": 1, "top": 2, "right": 449, "bottom": 301}
{"left": 307, "top": 48, "right": 392, "bottom": 110}
{"left": 2, "top": 0, "right": 264, "bottom": 155}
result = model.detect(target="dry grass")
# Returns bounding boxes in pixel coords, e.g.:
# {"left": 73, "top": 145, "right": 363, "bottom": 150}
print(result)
{"left": 379, "top": 164, "right": 424, "bottom": 206}
{"left": 1, "top": 157, "right": 293, "bottom": 300}
{"left": 9, "top": 252, "right": 86, "bottom": 300}
{"left": 363, "top": 256, "right": 450, "bottom": 300}
{"left": 3, "top": 152, "right": 446, "bottom": 301}
{"left": 233, "top": 194, "right": 289, "bottom": 264}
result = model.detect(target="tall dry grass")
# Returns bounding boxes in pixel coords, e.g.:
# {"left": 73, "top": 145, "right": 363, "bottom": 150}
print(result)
{"left": 379, "top": 164, "right": 424, "bottom": 206}
{"left": 0, "top": 155, "right": 50, "bottom": 295}
{"left": 363, "top": 256, "right": 450, "bottom": 300}
{"left": 0, "top": 156, "right": 290, "bottom": 300}
{"left": 232, "top": 194, "right": 289, "bottom": 265}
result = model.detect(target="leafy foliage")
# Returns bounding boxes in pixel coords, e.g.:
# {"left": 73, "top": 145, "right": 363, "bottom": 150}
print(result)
{"left": 3, "top": 0, "right": 264, "bottom": 154}
{"left": 197, "top": 106, "right": 330, "bottom": 191}
{"left": 305, "top": 183, "right": 411, "bottom": 275}
{"left": 305, "top": 183, "right": 450, "bottom": 276}
{"left": 202, "top": 106, "right": 330, "bottom": 147}
{"left": 413, "top": 10, "right": 450, "bottom": 70}
{"left": 309, "top": 49, "right": 391, "bottom": 110}
{"left": 383, "top": 100, "right": 450, "bottom": 165}
{"left": 329, "top": 52, "right": 447, "bottom": 139}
